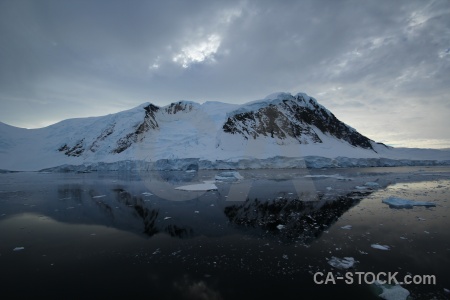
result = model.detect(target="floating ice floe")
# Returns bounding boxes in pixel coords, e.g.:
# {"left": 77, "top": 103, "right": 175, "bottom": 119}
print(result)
{"left": 276, "top": 224, "right": 285, "bottom": 230}
{"left": 374, "top": 282, "right": 410, "bottom": 300}
{"left": 327, "top": 257, "right": 355, "bottom": 269}
{"left": 13, "top": 247, "right": 25, "bottom": 251}
{"left": 371, "top": 244, "right": 390, "bottom": 251}
{"left": 304, "top": 174, "right": 349, "bottom": 180}
{"left": 215, "top": 171, "right": 243, "bottom": 181}
{"left": 163, "top": 217, "right": 172, "bottom": 220}
{"left": 92, "top": 195, "right": 106, "bottom": 199}
{"left": 175, "top": 181, "right": 218, "bottom": 191}
{"left": 365, "top": 182, "right": 379, "bottom": 187}
{"left": 382, "top": 197, "right": 436, "bottom": 209}
{"left": 341, "top": 225, "right": 352, "bottom": 230}
{"left": 142, "top": 192, "right": 153, "bottom": 196}
{"left": 185, "top": 170, "right": 197, "bottom": 173}
{"left": 355, "top": 186, "right": 367, "bottom": 190}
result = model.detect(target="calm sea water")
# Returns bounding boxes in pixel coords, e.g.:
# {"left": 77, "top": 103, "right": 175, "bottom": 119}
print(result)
{"left": 0, "top": 167, "right": 449, "bottom": 299}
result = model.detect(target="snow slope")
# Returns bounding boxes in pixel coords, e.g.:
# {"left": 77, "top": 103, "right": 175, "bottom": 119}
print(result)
{"left": 0, "top": 92, "right": 449, "bottom": 171}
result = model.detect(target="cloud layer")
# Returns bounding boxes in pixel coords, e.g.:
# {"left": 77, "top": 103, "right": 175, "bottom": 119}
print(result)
{"left": 0, "top": 0, "right": 449, "bottom": 148}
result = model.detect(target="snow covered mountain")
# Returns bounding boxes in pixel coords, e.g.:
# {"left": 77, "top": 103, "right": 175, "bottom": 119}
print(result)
{"left": 1, "top": 92, "right": 449, "bottom": 171}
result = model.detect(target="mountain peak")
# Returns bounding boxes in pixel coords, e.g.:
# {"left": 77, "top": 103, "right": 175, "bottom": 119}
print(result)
{"left": 2, "top": 91, "right": 448, "bottom": 171}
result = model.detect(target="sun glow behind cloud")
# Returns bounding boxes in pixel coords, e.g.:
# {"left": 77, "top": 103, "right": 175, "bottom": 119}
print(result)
{"left": 172, "top": 34, "right": 221, "bottom": 68}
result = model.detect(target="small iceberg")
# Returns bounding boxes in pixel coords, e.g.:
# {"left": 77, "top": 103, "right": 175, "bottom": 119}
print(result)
{"left": 215, "top": 171, "right": 243, "bottom": 181}
{"left": 374, "top": 282, "right": 410, "bottom": 300}
{"left": 13, "top": 247, "right": 25, "bottom": 251}
{"left": 304, "top": 174, "right": 349, "bottom": 180}
{"left": 327, "top": 257, "right": 355, "bottom": 269}
{"left": 382, "top": 197, "right": 436, "bottom": 209}
{"left": 355, "top": 186, "right": 367, "bottom": 190}
{"left": 175, "top": 181, "right": 218, "bottom": 191}
{"left": 371, "top": 244, "right": 390, "bottom": 251}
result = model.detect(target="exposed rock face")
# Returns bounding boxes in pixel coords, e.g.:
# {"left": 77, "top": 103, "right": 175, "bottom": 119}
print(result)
{"left": 112, "top": 104, "right": 159, "bottom": 154}
{"left": 223, "top": 94, "right": 374, "bottom": 150}
{"left": 89, "top": 125, "right": 115, "bottom": 152}
{"left": 164, "top": 101, "right": 197, "bottom": 114}
{"left": 58, "top": 139, "right": 85, "bottom": 157}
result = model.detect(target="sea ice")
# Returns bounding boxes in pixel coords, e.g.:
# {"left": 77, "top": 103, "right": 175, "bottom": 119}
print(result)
{"left": 341, "top": 225, "right": 352, "bottom": 230}
{"left": 276, "top": 224, "right": 285, "bottom": 230}
{"left": 382, "top": 197, "right": 436, "bottom": 209}
{"left": 327, "top": 257, "right": 355, "bottom": 269}
{"left": 304, "top": 174, "right": 348, "bottom": 180}
{"left": 371, "top": 244, "right": 390, "bottom": 251}
{"left": 92, "top": 195, "right": 106, "bottom": 199}
{"left": 142, "top": 192, "right": 153, "bottom": 196}
{"left": 175, "top": 181, "right": 218, "bottom": 191}
{"left": 215, "top": 171, "right": 243, "bottom": 181}
{"left": 375, "top": 282, "right": 410, "bottom": 300}
{"left": 365, "top": 182, "right": 379, "bottom": 187}
{"left": 13, "top": 247, "right": 25, "bottom": 251}
{"left": 355, "top": 186, "right": 367, "bottom": 190}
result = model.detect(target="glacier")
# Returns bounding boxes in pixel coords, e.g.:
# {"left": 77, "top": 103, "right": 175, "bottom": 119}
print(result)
{"left": 0, "top": 92, "right": 449, "bottom": 172}
{"left": 382, "top": 197, "right": 436, "bottom": 209}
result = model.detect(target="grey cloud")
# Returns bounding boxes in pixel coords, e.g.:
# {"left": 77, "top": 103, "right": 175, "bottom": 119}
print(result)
{"left": 0, "top": 0, "right": 449, "bottom": 147}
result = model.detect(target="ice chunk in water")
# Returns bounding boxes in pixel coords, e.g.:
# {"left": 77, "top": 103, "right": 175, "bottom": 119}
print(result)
{"left": 355, "top": 186, "right": 367, "bottom": 190}
{"left": 341, "top": 225, "right": 352, "bottom": 230}
{"left": 327, "top": 257, "right": 355, "bottom": 269}
{"left": 382, "top": 197, "right": 436, "bottom": 209}
{"left": 215, "top": 171, "right": 243, "bottom": 181}
{"left": 13, "top": 247, "right": 25, "bottom": 251}
{"left": 371, "top": 244, "right": 390, "bottom": 251}
{"left": 375, "top": 282, "right": 410, "bottom": 300}
{"left": 175, "top": 181, "right": 218, "bottom": 191}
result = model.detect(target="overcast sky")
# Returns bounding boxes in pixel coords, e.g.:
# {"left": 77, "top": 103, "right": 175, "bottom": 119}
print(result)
{"left": 0, "top": 0, "right": 449, "bottom": 148}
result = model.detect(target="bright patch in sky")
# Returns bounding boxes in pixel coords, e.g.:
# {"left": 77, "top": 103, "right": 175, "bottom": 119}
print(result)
{"left": 172, "top": 34, "right": 221, "bottom": 68}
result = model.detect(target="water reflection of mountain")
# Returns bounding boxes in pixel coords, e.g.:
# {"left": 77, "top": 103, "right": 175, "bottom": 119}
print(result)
{"left": 51, "top": 185, "right": 195, "bottom": 239}
{"left": 49, "top": 180, "right": 373, "bottom": 243}
{"left": 112, "top": 188, "right": 194, "bottom": 238}
{"left": 224, "top": 190, "right": 373, "bottom": 244}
